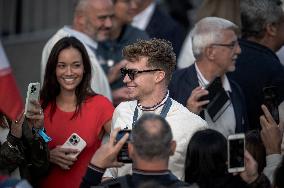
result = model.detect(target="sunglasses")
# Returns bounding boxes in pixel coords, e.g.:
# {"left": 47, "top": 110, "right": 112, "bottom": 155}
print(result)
{"left": 120, "top": 68, "right": 162, "bottom": 80}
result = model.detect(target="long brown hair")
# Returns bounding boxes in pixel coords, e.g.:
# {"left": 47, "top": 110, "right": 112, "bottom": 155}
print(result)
{"left": 40, "top": 36, "right": 95, "bottom": 121}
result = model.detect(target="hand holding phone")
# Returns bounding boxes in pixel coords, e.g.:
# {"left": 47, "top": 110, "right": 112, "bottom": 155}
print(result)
{"left": 61, "top": 133, "right": 86, "bottom": 158}
{"left": 25, "top": 82, "right": 40, "bottom": 115}
{"left": 263, "top": 86, "right": 279, "bottom": 124}
{"left": 228, "top": 133, "right": 245, "bottom": 173}
{"left": 116, "top": 129, "right": 132, "bottom": 163}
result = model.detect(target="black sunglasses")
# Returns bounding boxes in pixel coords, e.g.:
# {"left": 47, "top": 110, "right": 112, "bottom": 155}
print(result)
{"left": 120, "top": 68, "right": 162, "bottom": 80}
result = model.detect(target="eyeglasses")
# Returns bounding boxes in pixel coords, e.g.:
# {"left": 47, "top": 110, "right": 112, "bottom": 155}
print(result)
{"left": 120, "top": 68, "right": 161, "bottom": 80}
{"left": 211, "top": 40, "right": 239, "bottom": 49}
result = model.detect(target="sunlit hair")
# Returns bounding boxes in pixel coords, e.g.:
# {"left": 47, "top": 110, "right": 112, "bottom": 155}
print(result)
{"left": 122, "top": 38, "right": 176, "bottom": 85}
{"left": 191, "top": 17, "right": 239, "bottom": 60}
{"left": 241, "top": 0, "right": 283, "bottom": 38}
{"left": 40, "top": 36, "right": 95, "bottom": 121}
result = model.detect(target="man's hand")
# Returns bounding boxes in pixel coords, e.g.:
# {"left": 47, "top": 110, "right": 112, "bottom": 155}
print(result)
{"left": 50, "top": 146, "right": 78, "bottom": 170}
{"left": 186, "top": 86, "right": 209, "bottom": 114}
{"left": 107, "top": 60, "right": 127, "bottom": 84}
{"left": 240, "top": 150, "right": 259, "bottom": 184}
{"left": 260, "top": 105, "right": 284, "bottom": 155}
{"left": 90, "top": 128, "right": 129, "bottom": 169}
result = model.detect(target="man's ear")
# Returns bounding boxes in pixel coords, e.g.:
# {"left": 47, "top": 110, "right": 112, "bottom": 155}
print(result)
{"left": 266, "top": 23, "right": 278, "bottom": 37}
{"left": 170, "top": 140, "right": 176, "bottom": 156}
{"left": 155, "top": 70, "right": 166, "bottom": 83}
{"left": 73, "top": 11, "right": 86, "bottom": 29}
{"left": 205, "top": 46, "right": 215, "bottom": 60}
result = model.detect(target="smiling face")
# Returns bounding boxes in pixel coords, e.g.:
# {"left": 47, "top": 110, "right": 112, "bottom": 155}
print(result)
{"left": 56, "top": 47, "right": 84, "bottom": 94}
{"left": 122, "top": 57, "right": 159, "bottom": 101}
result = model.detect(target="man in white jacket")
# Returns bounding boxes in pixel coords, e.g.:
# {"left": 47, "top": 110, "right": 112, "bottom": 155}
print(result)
{"left": 103, "top": 38, "right": 208, "bottom": 180}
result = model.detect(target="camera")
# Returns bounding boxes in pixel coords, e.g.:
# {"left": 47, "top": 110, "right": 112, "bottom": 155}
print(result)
{"left": 69, "top": 134, "right": 80, "bottom": 145}
{"left": 116, "top": 129, "right": 132, "bottom": 163}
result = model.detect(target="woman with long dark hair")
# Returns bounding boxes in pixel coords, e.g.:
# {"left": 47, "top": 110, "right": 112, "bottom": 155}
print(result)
{"left": 185, "top": 129, "right": 271, "bottom": 188}
{"left": 39, "top": 37, "right": 114, "bottom": 188}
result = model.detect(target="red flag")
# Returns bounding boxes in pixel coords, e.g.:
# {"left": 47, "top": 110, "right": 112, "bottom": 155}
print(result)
{"left": 0, "top": 42, "right": 24, "bottom": 121}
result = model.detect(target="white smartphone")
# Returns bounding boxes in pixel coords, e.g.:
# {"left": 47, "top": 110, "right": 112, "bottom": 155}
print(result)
{"left": 227, "top": 133, "right": 245, "bottom": 173}
{"left": 61, "top": 133, "right": 87, "bottom": 158}
{"left": 24, "top": 82, "right": 40, "bottom": 114}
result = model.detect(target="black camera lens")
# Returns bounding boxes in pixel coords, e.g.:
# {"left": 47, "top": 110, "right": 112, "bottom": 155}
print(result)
{"left": 69, "top": 138, "right": 73, "bottom": 143}
{"left": 74, "top": 139, "right": 78, "bottom": 144}
{"left": 72, "top": 135, "right": 77, "bottom": 139}
{"left": 31, "top": 86, "right": 36, "bottom": 94}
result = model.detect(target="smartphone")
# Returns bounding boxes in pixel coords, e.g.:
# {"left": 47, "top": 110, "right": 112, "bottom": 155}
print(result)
{"left": 263, "top": 86, "right": 279, "bottom": 124}
{"left": 116, "top": 129, "right": 132, "bottom": 163}
{"left": 24, "top": 82, "right": 40, "bottom": 114}
{"left": 61, "top": 133, "right": 87, "bottom": 158}
{"left": 227, "top": 133, "right": 245, "bottom": 173}
{"left": 199, "top": 77, "right": 223, "bottom": 107}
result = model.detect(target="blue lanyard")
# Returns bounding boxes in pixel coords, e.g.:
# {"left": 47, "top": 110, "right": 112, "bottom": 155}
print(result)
{"left": 132, "top": 97, "right": 172, "bottom": 127}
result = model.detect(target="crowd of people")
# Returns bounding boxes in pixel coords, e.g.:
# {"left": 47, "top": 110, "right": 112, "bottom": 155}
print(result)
{"left": 0, "top": 0, "right": 284, "bottom": 187}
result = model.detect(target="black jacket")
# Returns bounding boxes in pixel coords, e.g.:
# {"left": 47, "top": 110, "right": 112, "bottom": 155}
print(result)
{"left": 0, "top": 119, "right": 49, "bottom": 187}
{"left": 169, "top": 64, "right": 249, "bottom": 133}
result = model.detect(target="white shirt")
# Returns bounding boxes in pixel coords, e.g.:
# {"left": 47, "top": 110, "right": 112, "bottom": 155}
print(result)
{"left": 0, "top": 41, "right": 11, "bottom": 76}
{"left": 41, "top": 26, "right": 112, "bottom": 101}
{"left": 131, "top": 2, "right": 156, "bottom": 30}
{"left": 195, "top": 63, "right": 236, "bottom": 138}
{"left": 177, "top": 33, "right": 195, "bottom": 69}
{"left": 103, "top": 98, "right": 208, "bottom": 180}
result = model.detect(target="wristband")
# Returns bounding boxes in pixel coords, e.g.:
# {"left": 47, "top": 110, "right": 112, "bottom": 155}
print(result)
{"left": 33, "top": 127, "right": 52, "bottom": 142}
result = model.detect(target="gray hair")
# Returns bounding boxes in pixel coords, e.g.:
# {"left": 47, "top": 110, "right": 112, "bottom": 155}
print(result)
{"left": 191, "top": 17, "right": 238, "bottom": 60}
{"left": 131, "top": 113, "right": 173, "bottom": 160}
{"left": 241, "top": 0, "right": 283, "bottom": 38}
{"left": 74, "top": 0, "right": 89, "bottom": 13}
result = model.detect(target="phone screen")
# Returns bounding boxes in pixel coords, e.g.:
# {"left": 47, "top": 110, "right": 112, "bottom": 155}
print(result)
{"left": 229, "top": 138, "right": 245, "bottom": 169}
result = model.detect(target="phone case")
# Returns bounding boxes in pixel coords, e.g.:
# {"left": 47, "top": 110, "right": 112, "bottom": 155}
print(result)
{"left": 116, "top": 129, "right": 132, "bottom": 163}
{"left": 24, "top": 82, "right": 40, "bottom": 114}
{"left": 61, "top": 133, "right": 87, "bottom": 158}
{"left": 227, "top": 133, "right": 245, "bottom": 173}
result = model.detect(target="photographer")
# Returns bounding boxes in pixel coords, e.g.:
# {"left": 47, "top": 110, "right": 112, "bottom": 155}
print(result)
{"left": 80, "top": 114, "right": 188, "bottom": 188}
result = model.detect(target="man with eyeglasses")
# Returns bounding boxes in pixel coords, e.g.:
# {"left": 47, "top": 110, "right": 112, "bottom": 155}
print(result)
{"left": 102, "top": 38, "right": 207, "bottom": 180}
{"left": 169, "top": 17, "right": 249, "bottom": 138}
